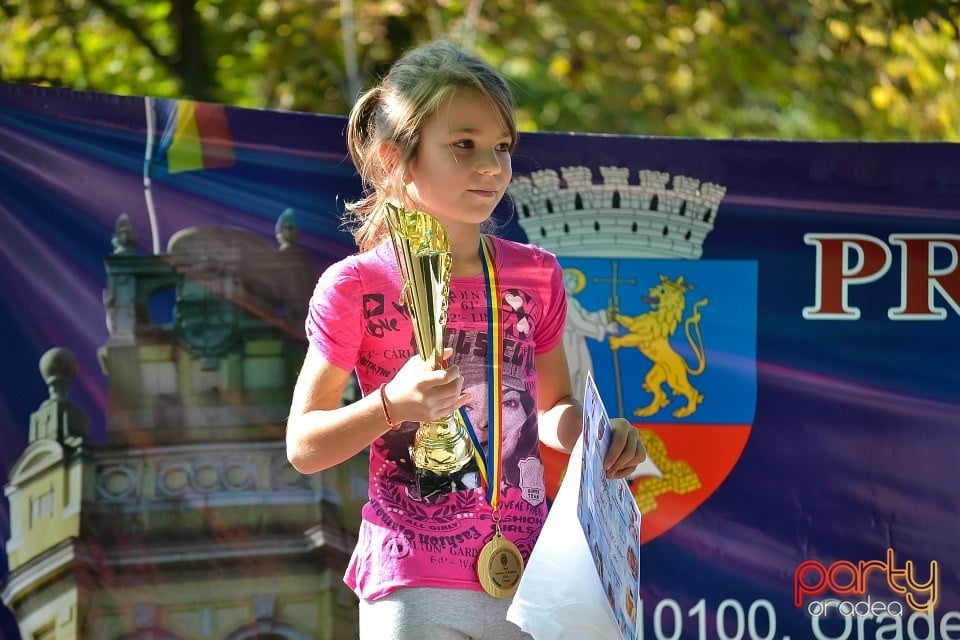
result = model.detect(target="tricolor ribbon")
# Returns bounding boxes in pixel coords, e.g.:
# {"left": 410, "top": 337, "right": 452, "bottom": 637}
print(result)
{"left": 456, "top": 235, "right": 503, "bottom": 508}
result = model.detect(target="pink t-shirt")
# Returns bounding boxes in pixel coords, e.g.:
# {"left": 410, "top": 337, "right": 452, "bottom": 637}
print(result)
{"left": 306, "top": 235, "right": 566, "bottom": 600}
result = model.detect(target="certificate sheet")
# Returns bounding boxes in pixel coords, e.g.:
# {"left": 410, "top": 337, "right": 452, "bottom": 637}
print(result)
{"left": 577, "top": 371, "right": 642, "bottom": 640}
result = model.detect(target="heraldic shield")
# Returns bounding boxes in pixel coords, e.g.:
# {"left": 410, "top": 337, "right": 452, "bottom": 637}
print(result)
{"left": 547, "top": 257, "right": 757, "bottom": 544}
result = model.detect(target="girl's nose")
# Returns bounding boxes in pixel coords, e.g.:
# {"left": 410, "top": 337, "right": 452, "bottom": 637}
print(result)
{"left": 478, "top": 151, "right": 503, "bottom": 175}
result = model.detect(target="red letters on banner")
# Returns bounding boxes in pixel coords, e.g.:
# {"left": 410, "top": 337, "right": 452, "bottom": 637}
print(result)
{"left": 804, "top": 233, "right": 960, "bottom": 320}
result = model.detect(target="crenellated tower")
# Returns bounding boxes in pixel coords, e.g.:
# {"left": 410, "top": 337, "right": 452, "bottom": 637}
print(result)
{"left": 509, "top": 166, "right": 726, "bottom": 259}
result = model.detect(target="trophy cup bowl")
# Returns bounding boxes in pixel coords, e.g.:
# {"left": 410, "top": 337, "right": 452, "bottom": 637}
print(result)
{"left": 384, "top": 203, "right": 479, "bottom": 488}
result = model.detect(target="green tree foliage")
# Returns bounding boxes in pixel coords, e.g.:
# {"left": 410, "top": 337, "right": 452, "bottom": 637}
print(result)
{"left": 1, "top": 0, "right": 957, "bottom": 140}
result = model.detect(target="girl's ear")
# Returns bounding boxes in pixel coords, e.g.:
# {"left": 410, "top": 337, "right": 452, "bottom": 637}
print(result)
{"left": 378, "top": 140, "right": 401, "bottom": 175}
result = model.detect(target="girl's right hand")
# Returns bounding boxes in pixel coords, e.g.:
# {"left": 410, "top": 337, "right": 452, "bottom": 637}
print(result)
{"left": 383, "top": 348, "right": 468, "bottom": 424}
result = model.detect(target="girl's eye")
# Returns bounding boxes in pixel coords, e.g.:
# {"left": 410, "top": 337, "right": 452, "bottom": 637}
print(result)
{"left": 452, "top": 140, "right": 474, "bottom": 149}
{"left": 495, "top": 142, "right": 512, "bottom": 153}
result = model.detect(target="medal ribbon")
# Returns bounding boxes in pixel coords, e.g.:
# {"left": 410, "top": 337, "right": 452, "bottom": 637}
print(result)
{"left": 456, "top": 235, "right": 503, "bottom": 508}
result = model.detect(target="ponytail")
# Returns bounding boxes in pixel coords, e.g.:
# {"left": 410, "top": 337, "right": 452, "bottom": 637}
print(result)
{"left": 344, "top": 86, "right": 395, "bottom": 251}
{"left": 346, "top": 86, "right": 381, "bottom": 170}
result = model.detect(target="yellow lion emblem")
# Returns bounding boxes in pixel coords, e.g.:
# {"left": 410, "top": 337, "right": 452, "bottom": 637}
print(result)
{"left": 609, "top": 275, "right": 708, "bottom": 418}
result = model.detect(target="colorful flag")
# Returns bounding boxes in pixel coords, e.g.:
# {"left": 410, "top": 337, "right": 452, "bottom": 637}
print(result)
{"left": 153, "top": 99, "right": 235, "bottom": 175}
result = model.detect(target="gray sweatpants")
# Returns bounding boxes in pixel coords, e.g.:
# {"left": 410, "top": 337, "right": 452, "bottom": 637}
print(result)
{"left": 359, "top": 586, "right": 534, "bottom": 640}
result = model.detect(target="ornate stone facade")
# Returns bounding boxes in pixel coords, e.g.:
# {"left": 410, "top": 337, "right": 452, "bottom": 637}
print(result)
{"left": 3, "top": 216, "right": 364, "bottom": 639}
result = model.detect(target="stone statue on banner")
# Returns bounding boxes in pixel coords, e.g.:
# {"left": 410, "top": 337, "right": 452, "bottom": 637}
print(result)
{"left": 273, "top": 208, "right": 316, "bottom": 336}
{"left": 561, "top": 267, "right": 619, "bottom": 400}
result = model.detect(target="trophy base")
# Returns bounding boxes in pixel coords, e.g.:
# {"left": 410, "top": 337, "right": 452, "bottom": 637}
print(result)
{"left": 415, "top": 458, "right": 482, "bottom": 502}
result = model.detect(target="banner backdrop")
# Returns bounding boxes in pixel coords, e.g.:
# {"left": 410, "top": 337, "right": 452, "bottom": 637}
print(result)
{"left": 1, "top": 82, "right": 958, "bottom": 640}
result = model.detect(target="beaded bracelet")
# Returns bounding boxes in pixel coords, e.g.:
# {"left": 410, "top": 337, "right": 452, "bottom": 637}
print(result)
{"left": 379, "top": 382, "right": 402, "bottom": 431}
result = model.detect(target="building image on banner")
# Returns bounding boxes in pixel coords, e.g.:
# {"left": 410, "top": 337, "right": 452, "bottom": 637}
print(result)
{"left": 3, "top": 214, "right": 366, "bottom": 639}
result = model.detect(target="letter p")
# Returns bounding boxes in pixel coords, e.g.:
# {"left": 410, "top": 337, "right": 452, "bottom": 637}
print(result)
{"left": 804, "top": 233, "right": 892, "bottom": 319}
{"left": 795, "top": 560, "right": 829, "bottom": 607}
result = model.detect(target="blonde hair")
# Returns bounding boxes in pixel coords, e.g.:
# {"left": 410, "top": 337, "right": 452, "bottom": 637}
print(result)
{"left": 345, "top": 40, "right": 517, "bottom": 251}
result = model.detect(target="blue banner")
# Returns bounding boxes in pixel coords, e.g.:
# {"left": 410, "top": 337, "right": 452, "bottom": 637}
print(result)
{"left": 2, "top": 82, "right": 958, "bottom": 640}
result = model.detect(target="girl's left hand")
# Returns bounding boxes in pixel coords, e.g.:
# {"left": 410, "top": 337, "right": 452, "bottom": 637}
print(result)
{"left": 603, "top": 418, "right": 647, "bottom": 479}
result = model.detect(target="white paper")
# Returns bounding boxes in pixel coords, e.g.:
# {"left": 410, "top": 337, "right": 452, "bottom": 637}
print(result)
{"left": 506, "top": 435, "right": 623, "bottom": 639}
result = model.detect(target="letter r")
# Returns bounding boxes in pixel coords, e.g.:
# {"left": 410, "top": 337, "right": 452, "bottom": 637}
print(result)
{"left": 888, "top": 234, "right": 960, "bottom": 320}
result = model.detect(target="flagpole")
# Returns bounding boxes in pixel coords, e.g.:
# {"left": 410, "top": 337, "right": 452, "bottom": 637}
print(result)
{"left": 607, "top": 261, "right": 625, "bottom": 418}
{"left": 594, "top": 261, "right": 636, "bottom": 418}
{"left": 143, "top": 96, "right": 161, "bottom": 254}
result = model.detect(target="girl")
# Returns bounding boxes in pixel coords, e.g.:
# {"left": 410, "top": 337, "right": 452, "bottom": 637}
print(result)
{"left": 286, "top": 40, "right": 646, "bottom": 640}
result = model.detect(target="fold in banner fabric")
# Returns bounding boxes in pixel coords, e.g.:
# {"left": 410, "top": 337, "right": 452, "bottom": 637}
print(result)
{"left": 506, "top": 436, "right": 620, "bottom": 640}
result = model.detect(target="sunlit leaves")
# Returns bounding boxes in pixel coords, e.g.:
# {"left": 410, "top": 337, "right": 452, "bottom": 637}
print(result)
{"left": 0, "top": 0, "right": 956, "bottom": 139}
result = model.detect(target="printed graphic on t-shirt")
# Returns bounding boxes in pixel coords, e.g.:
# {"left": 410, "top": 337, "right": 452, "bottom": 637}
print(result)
{"left": 374, "top": 335, "right": 539, "bottom": 492}
{"left": 365, "top": 319, "right": 546, "bottom": 567}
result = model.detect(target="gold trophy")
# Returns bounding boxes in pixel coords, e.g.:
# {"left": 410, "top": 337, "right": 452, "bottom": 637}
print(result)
{"left": 384, "top": 203, "right": 479, "bottom": 495}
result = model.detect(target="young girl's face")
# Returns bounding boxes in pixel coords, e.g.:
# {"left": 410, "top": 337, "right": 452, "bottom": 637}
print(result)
{"left": 461, "top": 381, "right": 528, "bottom": 442}
{"left": 404, "top": 87, "right": 513, "bottom": 229}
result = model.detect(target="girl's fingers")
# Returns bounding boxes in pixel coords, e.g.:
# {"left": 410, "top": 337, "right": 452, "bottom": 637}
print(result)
{"left": 604, "top": 419, "right": 647, "bottom": 478}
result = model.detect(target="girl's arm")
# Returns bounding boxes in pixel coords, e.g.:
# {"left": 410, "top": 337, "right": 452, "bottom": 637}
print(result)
{"left": 535, "top": 342, "right": 647, "bottom": 479}
{"left": 535, "top": 342, "right": 583, "bottom": 454}
{"left": 286, "top": 346, "right": 468, "bottom": 475}
{"left": 285, "top": 346, "right": 390, "bottom": 474}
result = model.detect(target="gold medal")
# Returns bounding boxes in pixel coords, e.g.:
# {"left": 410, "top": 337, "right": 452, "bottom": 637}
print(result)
{"left": 477, "top": 526, "right": 524, "bottom": 598}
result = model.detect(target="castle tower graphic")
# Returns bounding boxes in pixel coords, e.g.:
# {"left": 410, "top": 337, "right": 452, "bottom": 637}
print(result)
{"left": 509, "top": 166, "right": 726, "bottom": 259}
{"left": 3, "top": 215, "right": 365, "bottom": 639}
